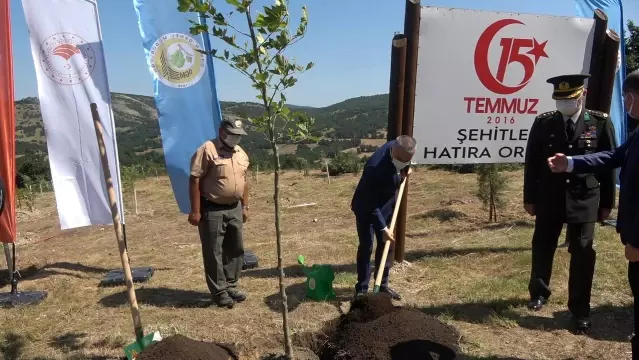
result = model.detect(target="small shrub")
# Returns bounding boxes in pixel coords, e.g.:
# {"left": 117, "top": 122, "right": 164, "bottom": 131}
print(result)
{"left": 328, "top": 152, "right": 362, "bottom": 176}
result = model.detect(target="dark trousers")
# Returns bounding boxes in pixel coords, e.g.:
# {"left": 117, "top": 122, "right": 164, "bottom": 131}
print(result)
{"left": 355, "top": 214, "right": 393, "bottom": 293}
{"left": 628, "top": 261, "right": 639, "bottom": 359}
{"left": 198, "top": 199, "right": 244, "bottom": 297}
{"left": 528, "top": 217, "right": 596, "bottom": 317}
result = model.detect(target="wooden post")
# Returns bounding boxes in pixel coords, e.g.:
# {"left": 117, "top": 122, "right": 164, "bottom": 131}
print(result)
{"left": 326, "top": 162, "right": 330, "bottom": 184}
{"left": 256, "top": 164, "right": 259, "bottom": 183}
{"left": 39, "top": 183, "right": 42, "bottom": 195}
{"left": 597, "top": 29, "right": 621, "bottom": 114}
{"left": 387, "top": 34, "right": 407, "bottom": 142}
{"left": 90, "top": 103, "right": 144, "bottom": 342}
{"left": 395, "top": 0, "right": 421, "bottom": 263}
{"left": 3, "top": 243, "right": 12, "bottom": 277}
{"left": 585, "top": 9, "right": 609, "bottom": 111}
{"left": 134, "top": 185, "right": 139, "bottom": 215}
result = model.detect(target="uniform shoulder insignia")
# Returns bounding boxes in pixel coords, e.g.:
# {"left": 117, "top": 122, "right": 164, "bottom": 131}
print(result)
{"left": 586, "top": 109, "right": 608, "bottom": 118}
{"left": 535, "top": 111, "right": 556, "bottom": 120}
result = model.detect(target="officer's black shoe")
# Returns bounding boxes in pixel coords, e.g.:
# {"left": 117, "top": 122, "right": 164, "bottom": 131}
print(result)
{"left": 527, "top": 296, "right": 546, "bottom": 311}
{"left": 213, "top": 292, "right": 235, "bottom": 309}
{"left": 572, "top": 316, "right": 591, "bottom": 334}
{"left": 380, "top": 287, "right": 402, "bottom": 300}
{"left": 227, "top": 289, "right": 246, "bottom": 303}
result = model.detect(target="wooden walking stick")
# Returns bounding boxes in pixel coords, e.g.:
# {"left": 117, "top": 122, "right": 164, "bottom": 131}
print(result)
{"left": 90, "top": 103, "right": 144, "bottom": 342}
{"left": 373, "top": 168, "right": 410, "bottom": 293}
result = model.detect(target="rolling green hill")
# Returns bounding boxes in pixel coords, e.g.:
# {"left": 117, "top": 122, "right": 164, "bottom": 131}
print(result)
{"left": 15, "top": 92, "right": 390, "bottom": 169}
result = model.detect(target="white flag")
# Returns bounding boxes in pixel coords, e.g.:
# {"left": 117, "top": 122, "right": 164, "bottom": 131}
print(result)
{"left": 22, "top": 0, "right": 124, "bottom": 230}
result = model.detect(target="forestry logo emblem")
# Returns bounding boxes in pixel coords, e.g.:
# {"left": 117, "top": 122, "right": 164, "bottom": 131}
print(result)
{"left": 39, "top": 32, "right": 96, "bottom": 85}
{"left": 150, "top": 33, "right": 206, "bottom": 89}
{"left": 474, "top": 19, "right": 549, "bottom": 95}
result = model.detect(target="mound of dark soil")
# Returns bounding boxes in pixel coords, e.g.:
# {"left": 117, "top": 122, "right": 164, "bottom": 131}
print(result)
{"left": 320, "top": 294, "right": 460, "bottom": 360}
{"left": 138, "top": 334, "right": 238, "bottom": 360}
{"left": 343, "top": 292, "right": 399, "bottom": 323}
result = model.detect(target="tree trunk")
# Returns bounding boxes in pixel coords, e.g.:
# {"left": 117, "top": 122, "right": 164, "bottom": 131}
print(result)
{"left": 488, "top": 174, "right": 495, "bottom": 222}
{"left": 271, "top": 143, "right": 293, "bottom": 358}
{"left": 243, "top": 5, "right": 292, "bottom": 356}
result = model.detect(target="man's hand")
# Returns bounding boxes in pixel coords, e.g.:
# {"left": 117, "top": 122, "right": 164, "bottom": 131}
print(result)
{"left": 547, "top": 153, "right": 568, "bottom": 173}
{"left": 598, "top": 208, "right": 612, "bottom": 222}
{"left": 383, "top": 228, "right": 395, "bottom": 248}
{"left": 401, "top": 167, "right": 412, "bottom": 181}
{"left": 626, "top": 243, "right": 639, "bottom": 262}
{"left": 188, "top": 212, "right": 201, "bottom": 226}
{"left": 242, "top": 207, "right": 249, "bottom": 223}
{"left": 523, "top": 203, "right": 535, "bottom": 216}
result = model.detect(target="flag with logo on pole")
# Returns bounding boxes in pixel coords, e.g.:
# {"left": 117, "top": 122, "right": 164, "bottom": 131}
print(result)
{"left": 21, "top": 0, "right": 159, "bottom": 355}
{"left": 132, "top": 0, "right": 223, "bottom": 214}
{"left": 21, "top": 0, "right": 125, "bottom": 230}
{"left": 21, "top": 0, "right": 154, "bottom": 288}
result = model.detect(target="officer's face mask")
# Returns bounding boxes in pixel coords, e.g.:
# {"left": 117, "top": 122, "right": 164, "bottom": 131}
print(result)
{"left": 556, "top": 97, "right": 582, "bottom": 116}
{"left": 222, "top": 133, "right": 241, "bottom": 148}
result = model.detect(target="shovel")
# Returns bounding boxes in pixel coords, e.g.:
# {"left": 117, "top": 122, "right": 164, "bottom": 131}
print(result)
{"left": 372, "top": 168, "right": 410, "bottom": 294}
{"left": 90, "top": 104, "right": 161, "bottom": 359}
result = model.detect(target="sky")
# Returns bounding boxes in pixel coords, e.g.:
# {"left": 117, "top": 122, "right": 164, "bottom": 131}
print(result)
{"left": 8, "top": 0, "right": 639, "bottom": 108}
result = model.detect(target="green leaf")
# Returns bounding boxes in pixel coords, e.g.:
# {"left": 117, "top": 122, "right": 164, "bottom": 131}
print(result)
{"left": 256, "top": 71, "right": 268, "bottom": 82}
{"left": 305, "top": 62, "right": 314, "bottom": 71}
{"left": 176, "top": 0, "right": 193, "bottom": 12}
{"left": 194, "top": 2, "right": 210, "bottom": 12}
{"left": 212, "top": 13, "right": 227, "bottom": 26}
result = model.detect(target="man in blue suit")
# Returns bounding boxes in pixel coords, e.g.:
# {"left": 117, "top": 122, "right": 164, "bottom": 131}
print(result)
{"left": 548, "top": 70, "right": 639, "bottom": 358}
{"left": 351, "top": 135, "right": 417, "bottom": 299}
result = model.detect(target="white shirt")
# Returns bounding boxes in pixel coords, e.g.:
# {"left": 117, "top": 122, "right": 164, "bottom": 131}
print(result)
{"left": 563, "top": 108, "right": 582, "bottom": 126}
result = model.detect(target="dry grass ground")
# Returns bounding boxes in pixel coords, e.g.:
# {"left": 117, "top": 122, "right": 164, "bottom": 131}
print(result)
{"left": 0, "top": 168, "right": 634, "bottom": 359}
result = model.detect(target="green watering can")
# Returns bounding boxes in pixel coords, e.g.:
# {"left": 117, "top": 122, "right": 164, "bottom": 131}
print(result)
{"left": 297, "top": 255, "right": 336, "bottom": 301}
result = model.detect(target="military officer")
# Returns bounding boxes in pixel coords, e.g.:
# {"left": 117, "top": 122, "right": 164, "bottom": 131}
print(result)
{"left": 523, "top": 73, "right": 617, "bottom": 333}
{"left": 189, "top": 118, "right": 250, "bottom": 309}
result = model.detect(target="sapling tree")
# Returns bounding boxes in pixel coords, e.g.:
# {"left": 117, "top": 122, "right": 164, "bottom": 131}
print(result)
{"left": 177, "top": 0, "right": 314, "bottom": 357}
{"left": 476, "top": 164, "right": 507, "bottom": 222}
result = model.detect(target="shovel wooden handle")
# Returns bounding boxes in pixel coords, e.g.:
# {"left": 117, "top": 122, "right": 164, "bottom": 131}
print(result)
{"left": 91, "top": 103, "right": 144, "bottom": 342}
{"left": 373, "top": 175, "right": 408, "bottom": 292}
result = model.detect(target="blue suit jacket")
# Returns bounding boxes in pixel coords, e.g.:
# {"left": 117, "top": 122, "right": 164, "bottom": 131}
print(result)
{"left": 571, "top": 129, "right": 639, "bottom": 246}
{"left": 351, "top": 141, "right": 402, "bottom": 231}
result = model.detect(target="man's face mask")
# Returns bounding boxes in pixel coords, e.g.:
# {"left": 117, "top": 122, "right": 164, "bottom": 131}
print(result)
{"left": 223, "top": 133, "right": 241, "bottom": 148}
{"left": 391, "top": 149, "right": 409, "bottom": 170}
{"left": 556, "top": 96, "right": 582, "bottom": 116}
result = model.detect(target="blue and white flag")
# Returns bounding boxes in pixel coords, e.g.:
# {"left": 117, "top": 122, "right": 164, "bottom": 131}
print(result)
{"left": 132, "top": 0, "right": 223, "bottom": 213}
{"left": 575, "top": 0, "right": 627, "bottom": 145}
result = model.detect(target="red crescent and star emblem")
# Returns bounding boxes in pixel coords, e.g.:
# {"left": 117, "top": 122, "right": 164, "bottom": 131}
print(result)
{"left": 474, "top": 19, "right": 549, "bottom": 95}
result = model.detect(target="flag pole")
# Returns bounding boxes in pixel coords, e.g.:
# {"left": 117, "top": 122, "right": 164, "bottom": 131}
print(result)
{"left": 198, "top": 0, "right": 223, "bottom": 125}
{"left": 91, "top": 103, "right": 143, "bottom": 342}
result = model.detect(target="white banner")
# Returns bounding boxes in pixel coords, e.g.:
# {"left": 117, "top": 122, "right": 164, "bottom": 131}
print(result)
{"left": 413, "top": 7, "right": 596, "bottom": 164}
{"left": 22, "top": 0, "right": 124, "bottom": 229}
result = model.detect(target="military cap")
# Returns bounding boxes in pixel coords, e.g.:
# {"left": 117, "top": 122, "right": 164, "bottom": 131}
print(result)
{"left": 221, "top": 118, "right": 247, "bottom": 136}
{"left": 546, "top": 74, "right": 590, "bottom": 100}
